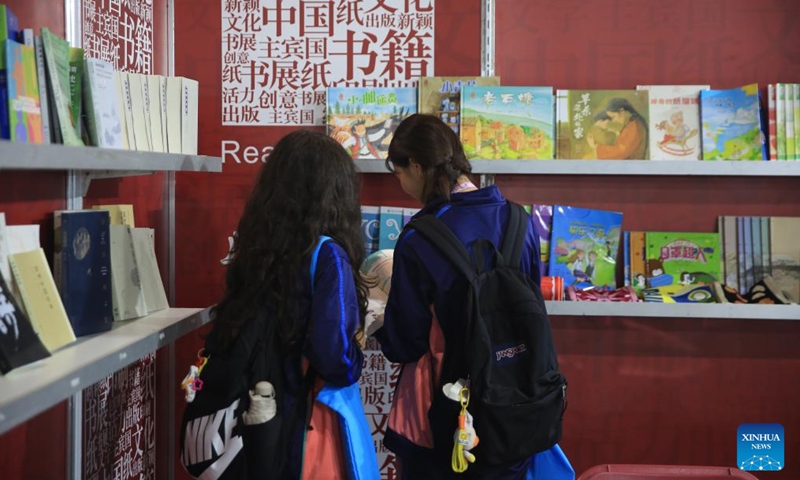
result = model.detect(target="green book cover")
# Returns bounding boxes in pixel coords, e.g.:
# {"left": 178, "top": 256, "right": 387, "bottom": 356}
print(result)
{"left": 645, "top": 232, "right": 721, "bottom": 288}
{"left": 777, "top": 84, "right": 786, "bottom": 160}
{"left": 41, "top": 28, "right": 82, "bottom": 146}
{"left": 5, "top": 40, "right": 44, "bottom": 143}
{"left": 68, "top": 47, "right": 83, "bottom": 137}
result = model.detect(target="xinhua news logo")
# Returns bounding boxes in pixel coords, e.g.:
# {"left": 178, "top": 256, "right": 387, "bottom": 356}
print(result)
{"left": 737, "top": 423, "right": 784, "bottom": 472}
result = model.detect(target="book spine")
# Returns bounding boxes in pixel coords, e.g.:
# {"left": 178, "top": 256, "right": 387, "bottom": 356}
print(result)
{"left": 768, "top": 84, "right": 777, "bottom": 160}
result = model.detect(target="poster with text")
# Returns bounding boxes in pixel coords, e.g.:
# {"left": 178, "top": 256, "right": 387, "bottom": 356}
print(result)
{"left": 83, "top": 0, "right": 154, "bottom": 74}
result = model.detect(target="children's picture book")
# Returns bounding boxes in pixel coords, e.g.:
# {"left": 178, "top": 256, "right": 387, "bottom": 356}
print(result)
{"left": 644, "top": 232, "right": 721, "bottom": 288}
{"left": 636, "top": 85, "right": 709, "bottom": 160}
{"left": 460, "top": 86, "right": 554, "bottom": 160}
{"left": 326, "top": 87, "right": 416, "bottom": 160}
{"left": 548, "top": 206, "right": 623, "bottom": 289}
{"left": 700, "top": 84, "right": 767, "bottom": 161}
{"left": 5, "top": 40, "right": 44, "bottom": 143}
{"left": 417, "top": 76, "right": 500, "bottom": 135}
{"left": 557, "top": 89, "right": 649, "bottom": 160}
{"left": 531, "top": 205, "right": 552, "bottom": 278}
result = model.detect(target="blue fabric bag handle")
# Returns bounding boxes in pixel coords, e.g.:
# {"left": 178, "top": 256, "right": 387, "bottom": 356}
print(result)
{"left": 526, "top": 444, "right": 575, "bottom": 480}
{"left": 310, "top": 237, "right": 380, "bottom": 480}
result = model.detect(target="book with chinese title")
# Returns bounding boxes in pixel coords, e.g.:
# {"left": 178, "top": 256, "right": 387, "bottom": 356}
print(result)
{"left": 700, "top": 84, "right": 767, "bottom": 161}
{"left": 418, "top": 76, "right": 499, "bottom": 136}
{"left": 644, "top": 232, "right": 721, "bottom": 289}
{"left": 460, "top": 86, "right": 554, "bottom": 160}
{"left": 636, "top": 85, "right": 709, "bottom": 160}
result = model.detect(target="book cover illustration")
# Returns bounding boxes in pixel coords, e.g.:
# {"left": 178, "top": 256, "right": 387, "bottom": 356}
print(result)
{"left": 769, "top": 217, "right": 800, "bottom": 303}
{"left": 83, "top": 58, "right": 124, "bottom": 149}
{"left": 417, "top": 76, "right": 500, "bottom": 135}
{"left": 326, "top": 87, "right": 416, "bottom": 160}
{"left": 378, "top": 206, "right": 404, "bottom": 251}
{"left": 548, "top": 206, "right": 623, "bottom": 289}
{"left": 636, "top": 85, "right": 709, "bottom": 160}
{"left": 700, "top": 84, "right": 766, "bottom": 160}
{"left": 361, "top": 206, "right": 380, "bottom": 256}
{"left": 5, "top": 40, "right": 44, "bottom": 143}
{"left": 644, "top": 232, "right": 721, "bottom": 288}
{"left": 460, "top": 86, "right": 554, "bottom": 160}
{"left": 0, "top": 271, "right": 50, "bottom": 373}
{"left": 557, "top": 90, "right": 649, "bottom": 160}
{"left": 532, "top": 204, "right": 552, "bottom": 279}
{"left": 54, "top": 210, "right": 113, "bottom": 337}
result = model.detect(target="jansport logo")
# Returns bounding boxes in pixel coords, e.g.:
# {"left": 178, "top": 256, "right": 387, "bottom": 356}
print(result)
{"left": 737, "top": 423, "right": 784, "bottom": 471}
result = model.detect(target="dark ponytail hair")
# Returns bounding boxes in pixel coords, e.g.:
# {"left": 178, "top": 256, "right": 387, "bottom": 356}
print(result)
{"left": 386, "top": 114, "right": 472, "bottom": 204}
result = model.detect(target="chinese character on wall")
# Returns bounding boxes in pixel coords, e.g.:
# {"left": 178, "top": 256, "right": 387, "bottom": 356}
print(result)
{"left": 83, "top": 0, "right": 154, "bottom": 74}
{"left": 222, "top": 0, "right": 435, "bottom": 126}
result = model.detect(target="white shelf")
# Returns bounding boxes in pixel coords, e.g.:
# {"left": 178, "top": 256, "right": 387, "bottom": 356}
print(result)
{"left": 545, "top": 301, "right": 800, "bottom": 320}
{"left": 0, "top": 307, "right": 212, "bottom": 436}
{"left": 355, "top": 158, "right": 800, "bottom": 176}
{"left": 0, "top": 141, "right": 222, "bottom": 174}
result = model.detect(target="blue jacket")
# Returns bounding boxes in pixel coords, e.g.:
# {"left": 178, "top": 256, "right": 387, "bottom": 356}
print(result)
{"left": 375, "top": 186, "right": 542, "bottom": 480}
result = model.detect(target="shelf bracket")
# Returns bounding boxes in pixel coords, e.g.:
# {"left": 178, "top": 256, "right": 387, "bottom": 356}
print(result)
{"left": 77, "top": 170, "right": 158, "bottom": 197}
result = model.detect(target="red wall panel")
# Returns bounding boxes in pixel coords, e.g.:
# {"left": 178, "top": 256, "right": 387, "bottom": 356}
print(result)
{"left": 493, "top": 0, "right": 800, "bottom": 477}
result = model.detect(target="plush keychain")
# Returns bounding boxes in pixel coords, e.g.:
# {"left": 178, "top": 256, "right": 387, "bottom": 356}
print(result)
{"left": 443, "top": 379, "right": 479, "bottom": 473}
{"left": 181, "top": 350, "right": 208, "bottom": 403}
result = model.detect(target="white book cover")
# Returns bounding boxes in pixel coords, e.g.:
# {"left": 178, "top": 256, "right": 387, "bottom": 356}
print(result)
{"left": 109, "top": 225, "right": 148, "bottom": 321}
{"left": 181, "top": 77, "right": 199, "bottom": 155}
{"left": 6, "top": 225, "right": 41, "bottom": 254}
{"left": 147, "top": 75, "right": 165, "bottom": 152}
{"left": 130, "top": 228, "right": 168, "bottom": 313}
{"left": 166, "top": 76, "right": 182, "bottom": 154}
{"left": 786, "top": 83, "right": 796, "bottom": 160}
{"left": 118, "top": 71, "right": 135, "bottom": 150}
{"left": 83, "top": 58, "right": 124, "bottom": 149}
{"left": 127, "top": 73, "right": 151, "bottom": 151}
{"left": 141, "top": 73, "right": 155, "bottom": 151}
{"left": 636, "top": 85, "right": 709, "bottom": 160}
{"left": 159, "top": 76, "right": 169, "bottom": 153}
{"left": 0, "top": 213, "right": 10, "bottom": 287}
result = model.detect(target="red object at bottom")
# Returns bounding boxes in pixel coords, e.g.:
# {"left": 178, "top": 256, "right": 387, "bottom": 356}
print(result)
{"left": 541, "top": 276, "right": 565, "bottom": 301}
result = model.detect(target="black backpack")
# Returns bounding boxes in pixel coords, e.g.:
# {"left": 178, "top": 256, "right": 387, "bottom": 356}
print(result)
{"left": 179, "top": 308, "right": 314, "bottom": 480}
{"left": 409, "top": 201, "right": 567, "bottom": 467}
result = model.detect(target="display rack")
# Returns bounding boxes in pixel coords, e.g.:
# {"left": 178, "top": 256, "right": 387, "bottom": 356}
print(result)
{"left": 354, "top": 158, "right": 800, "bottom": 176}
{"left": 545, "top": 301, "right": 800, "bottom": 320}
{"left": 0, "top": 308, "right": 213, "bottom": 436}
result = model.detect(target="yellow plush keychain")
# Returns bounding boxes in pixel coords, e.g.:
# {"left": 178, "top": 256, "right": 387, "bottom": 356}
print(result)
{"left": 444, "top": 380, "right": 479, "bottom": 473}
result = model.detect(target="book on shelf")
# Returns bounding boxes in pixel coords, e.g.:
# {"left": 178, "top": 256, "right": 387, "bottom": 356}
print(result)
{"left": 146, "top": 74, "right": 165, "bottom": 152}
{"left": 181, "top": 77, "right": 198, "bottom": 155}
{"left": 636, "top": 85, "right": 709, "bottom": 160}
{"left": 165, "top": 76, "right": 182, "bottom": 154}
{"left": 83, "top": 58, "right": 125, "bottom": 149}
{"left": 556, "top": 89, "right": 650, "bottom": 160}
{"left": 109, "top": 224, "right": 147, "bottom": 321}
{"left": 127, "top": 73, "right": 151, "bottom": 151}
{"left": 326, "top": 86, "right": 416, "bottom": 160}
{"left": 417, "top": 76, "right": 500, "bottom": 136}
{"left": 0, "top": 270, "right": 50, "bottom": 374}
{"left": 41, "top": 27, "right": 82, "bottom": 146}
{"left": 360, "top": 205, "right": 380, "bottom": 256}
{"left": 20, "top": 28, "right": 50, "bottom": 144}
{"left": 548, "top": 205, "right": 623, "bottom": 289}
{"left": 8, "top": 248, "right": 76, "bottom": 351}
{"left": 130, "top": 228, "right": 168, "bottom": 313}
{"left": 0, "top": 4, "right": 20, "bottom": 140}
{"left": 378, "top": 206, "right": 404, "bottom": 251}
{"left": 460, "top": 86, "right": 555, "bottom": 160}
{"left": 92, "top": 204, "right": 134, "bottom": 227}
{"left": 114, "top": 70, "right": 131, "bottom": 149}
{"left": 68, "top": 46, "right": 83, "bottom": 138}
{"left": 644, "top": 232, "right": 721, "bottom": 289}
{"left": 5, "top": 39, "right": 44, "bottom": 143}
{"left": 532, "top": 204, "right": 553, "bottom": 279}
{"left": 699, "top": 84, "right": 766, "bottom": 161}
{"left": 53, "top": 209, "right": 114, "bottom": 337}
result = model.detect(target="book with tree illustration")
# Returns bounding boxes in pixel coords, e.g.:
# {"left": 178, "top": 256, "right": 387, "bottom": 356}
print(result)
{"left": 548, "top": 206, "right": 623, "bottom": 289}
{"left": 700, "top": 84, "right": 767, "bottom": 160}
{"left": 460, "top": 86, "right": 554, "bottom": 160}
{"left": 326, "top": 87, "right": 416, "bottom": 160}
{"left": 556, "top": 89, "right": 649, "bottom": 160}
{"left": 417, "top": 76, "right": 499, "bottom": 136}
{"left": 644, "top": 232, "right": 721, "bottom": 288}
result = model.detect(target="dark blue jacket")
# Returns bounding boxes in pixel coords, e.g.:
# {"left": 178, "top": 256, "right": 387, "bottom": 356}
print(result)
{"left": 375, "top": 186, "right": 541, "bottom": 480}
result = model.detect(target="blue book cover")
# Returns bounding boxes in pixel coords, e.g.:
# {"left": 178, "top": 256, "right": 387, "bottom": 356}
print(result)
{"left": 0, "top": 6, "right": 20, "bottom": 139}
{"left": 532, "top": 204, "right": 552, "bottom": 278}
{"left": 361, "top": 206, "right": 380, "bottom": 256}
{"left": 700, "top": 84, "right": 766, "bottom": 160}
{"left": 623, "top": 231, "right": 631, "bottom": 287}
{"left": 378, "top": 206, "right": 404, "bottom": 251}
{"left": 54, "top": 210, "right": 113, "bottom": 337}
{"left": 548, "top": 205, "right": 623, "bottom": 289}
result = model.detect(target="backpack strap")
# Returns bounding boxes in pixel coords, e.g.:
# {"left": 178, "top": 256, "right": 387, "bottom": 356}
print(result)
{"left": 498, "top": 202, "right": 529, "bottom": 268}
{"left": 409, "top": 215, "right": 477, "bottom": 282}
{"left": 310, "top": 235, "right": 333, "bottom": 293}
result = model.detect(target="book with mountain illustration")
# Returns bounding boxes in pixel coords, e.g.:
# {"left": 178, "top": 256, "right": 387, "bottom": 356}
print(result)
{"left": 548, "top": 206, "right": 623, "bottom": 289}
{"left": 460, "top": 86, "right": 554, "bottom": 160}
{"left": 700, "top": 84, "right": 767, "bottom": 160}
{"left": 556, "top": 89, "right": 649, "bottom": 160}
{"left": 326, "top": 87, "right": 416, "bottom": 160}
{"left": 644, "top": 232, "right": 721, "bottom": 289}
